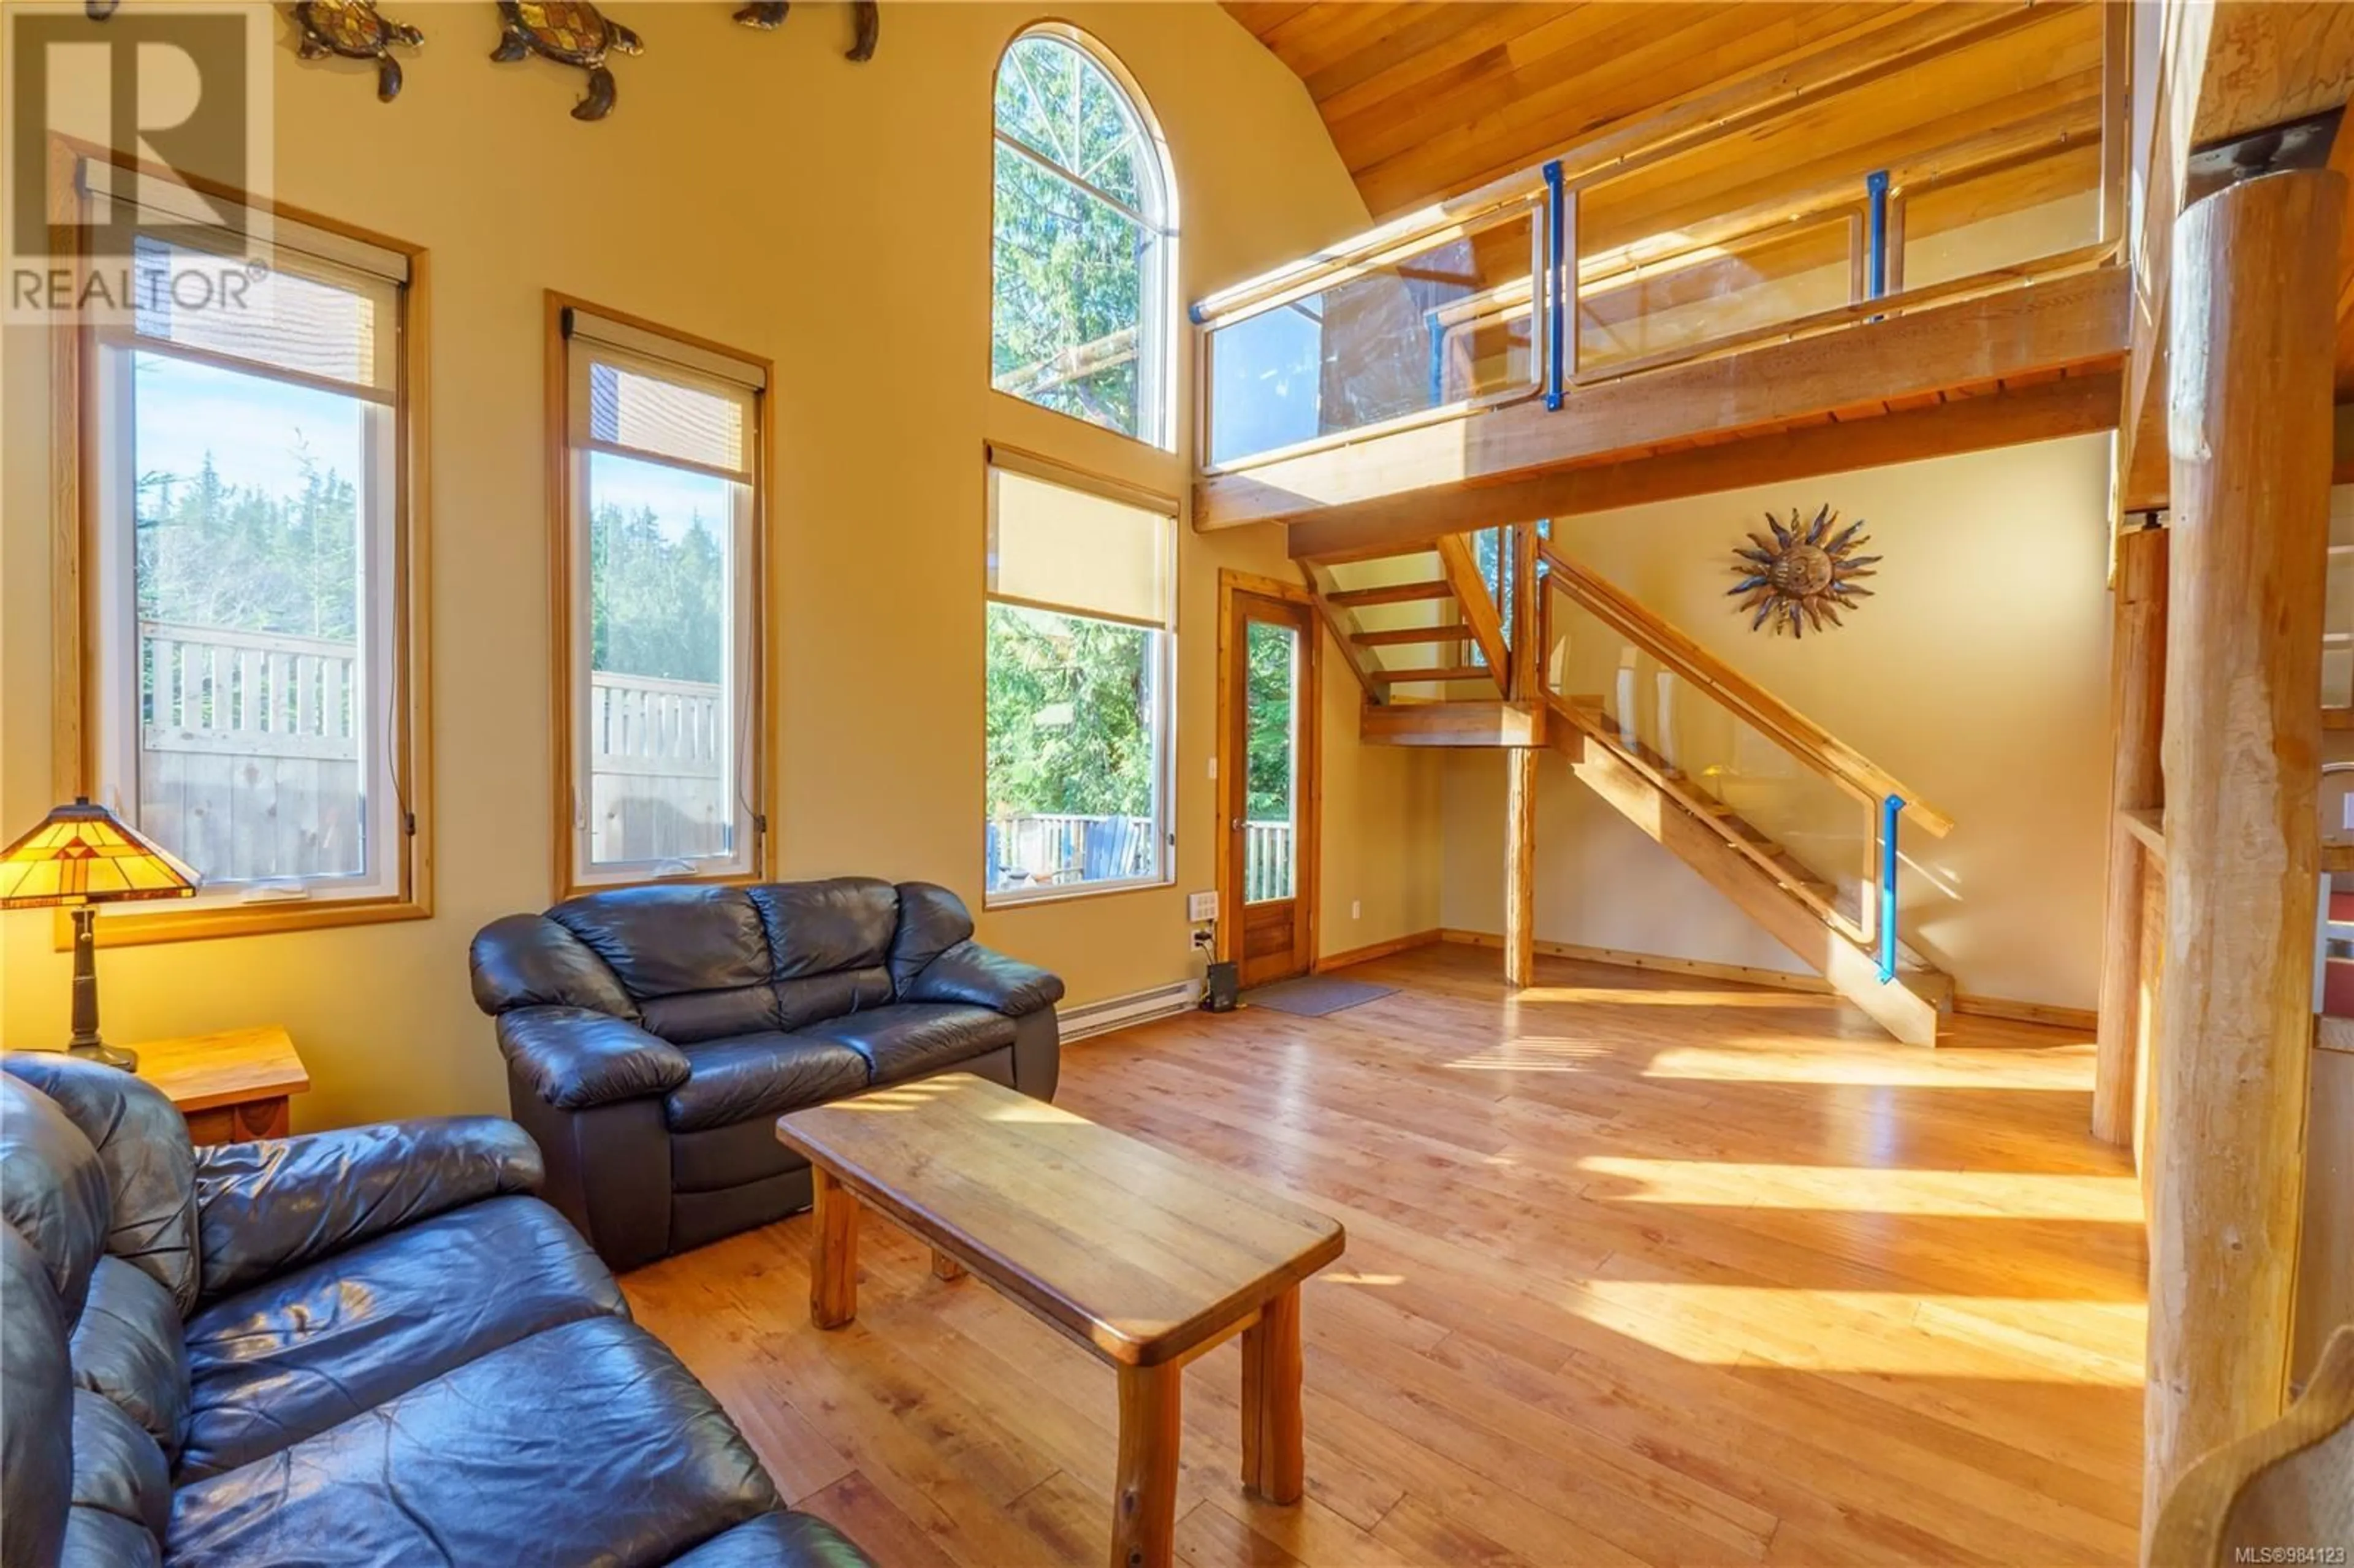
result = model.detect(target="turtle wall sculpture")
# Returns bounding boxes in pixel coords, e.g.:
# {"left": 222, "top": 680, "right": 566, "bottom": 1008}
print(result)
{"left": 734, "top": 0, "right": 878, "bottom": 62}
{"left": 491, "top": 0, "right": 642, "bottom": 121}
{"left": 291, "top": 0, "right": 425, "bottom": 102}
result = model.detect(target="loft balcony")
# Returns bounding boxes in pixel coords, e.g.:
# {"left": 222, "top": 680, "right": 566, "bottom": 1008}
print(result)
{"left": 1185, "top": 0, "right": 2131, "bottom": 562}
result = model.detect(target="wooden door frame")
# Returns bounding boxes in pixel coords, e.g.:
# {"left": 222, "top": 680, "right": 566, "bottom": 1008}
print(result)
{"left": 1215, "top": 569, "right": 1322, "bottom": 973}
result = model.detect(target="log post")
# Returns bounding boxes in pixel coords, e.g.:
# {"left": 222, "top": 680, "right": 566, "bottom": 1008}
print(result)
{"left": 1505, "top": 747, "right": 1538, "bottom": 989}
{"left": 2093, "top": 525, "right": 2169, "bottom": 1146}
{"left": 2144, "top": 165, "right": 2339, "bottom": 1551}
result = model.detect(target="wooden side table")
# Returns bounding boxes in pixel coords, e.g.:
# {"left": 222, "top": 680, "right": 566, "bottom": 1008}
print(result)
{"left": 132, "top": 1026, "right": 309, "bottom": 1145}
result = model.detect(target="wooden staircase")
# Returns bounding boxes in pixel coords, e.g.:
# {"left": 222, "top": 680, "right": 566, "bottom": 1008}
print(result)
{"left": 1328, "top": 525, "right": 1956, "bottom": 1046}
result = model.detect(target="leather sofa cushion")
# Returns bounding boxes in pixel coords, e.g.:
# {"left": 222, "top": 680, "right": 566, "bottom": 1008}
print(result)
{"left": 671, "top": 1118, "right": 806, "bottom": 1194}
{"left": 642, "top": 983, "right": 783, "bottom": 1045}
{"left": 749, "top": 879, "right": 897, "bottom": 978}
{"left": 469, "top": 911, "right": 642, "bottom": 1021}
{"left": 4, "top": 1055, "right": 202, "bottom": 1315}
{"left": 177, "top": 1197, "right": 625, "bottom": 1480}
{"left": 0, "top": 1077, "right": 109, "bottom": 1323}
{"left": 664, "top": 1035, "right": 870, "bottom": 1134}
{"left": 775, "top": 967, "right": 893, "bottom": 1030}
{"left": 63, "top": 1503, "right": 161, "bottom": 1567}
{"left": 886, "top": 881, "right": 975, "bottom": 992}
{"left": 3, "top": 1224, "right": 74, "bottom": 1568}
{"left": 671, "top": 1510, "right": 875, "bottom": 1566}
{"left": 70, "top": 1257, "right": 189, "bottom": 1463}
{"left": 69, "top": 1389, "right": 170, "bottom": 1542}
{"left": 165, "top": 1316, "right": 779, "bottom": 1568}
{"left": 792, "top": 1004, "right": 1016, "bottom": 1085}
{"left": 552, "top": 885, "right": 771, "bottom": 1000}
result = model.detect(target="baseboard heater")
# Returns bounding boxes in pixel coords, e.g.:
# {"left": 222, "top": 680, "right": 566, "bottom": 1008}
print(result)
{"left": 1056, "top": 980, "right": 1202, "bottom": 1043}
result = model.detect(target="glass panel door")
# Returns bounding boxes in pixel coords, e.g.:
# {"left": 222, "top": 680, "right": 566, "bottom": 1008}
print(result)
{"left": 1244, "top": 618, "right": 1300, "bottom": 904}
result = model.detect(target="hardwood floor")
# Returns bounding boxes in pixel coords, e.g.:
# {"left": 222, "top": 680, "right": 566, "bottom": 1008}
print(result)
{"left": 625, "top": 943, "right": 2146, "bottom": 1566}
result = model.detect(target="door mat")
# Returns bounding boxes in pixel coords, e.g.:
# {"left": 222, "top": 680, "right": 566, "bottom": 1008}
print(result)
{"left": 1239, "top": 976, "right": 1395, "bottom": 1017}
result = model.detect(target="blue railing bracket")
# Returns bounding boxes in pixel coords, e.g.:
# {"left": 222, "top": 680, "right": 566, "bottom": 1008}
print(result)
{"left": 1864, "top": 169, "right": 1891, "bottom": 303}
{"left": 1543, "top": 159, "right": 1566, "bottom": 411}
{"left": 1877, "top": 792, "right": 1903, "bottom": 984}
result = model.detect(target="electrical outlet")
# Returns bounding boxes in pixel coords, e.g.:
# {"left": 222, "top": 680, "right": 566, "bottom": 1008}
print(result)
{"left": 1188, "top": 891, "right": 1219, "bottom": 922}
{"left": 1351, "top": 899, "right": 1362, "bottom": 920}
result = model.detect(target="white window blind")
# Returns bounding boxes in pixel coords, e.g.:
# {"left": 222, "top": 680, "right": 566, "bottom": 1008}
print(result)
{"left": 986, "top": 462, "right": 1175, "bottom": 630}
{"left": 564, "top": 310, "right": 763, "bottom": 481}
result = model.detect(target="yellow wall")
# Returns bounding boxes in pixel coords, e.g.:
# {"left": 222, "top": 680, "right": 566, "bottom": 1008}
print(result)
{"left": 1441, "top": 435, "right": 2115, "bottom": 1010}
{"left": 0, "top": 1, "right": 1441, "bottom": 1127}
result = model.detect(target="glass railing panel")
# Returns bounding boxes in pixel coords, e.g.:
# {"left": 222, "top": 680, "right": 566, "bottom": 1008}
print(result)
{"left": 1544, "top": 582, "right": 1875, "bottom": 935}
{"left": 1895, "top": 141, "right": 2101, "bottom": 293}
{"left": 1575, "top": 216, "right": 1857, "bottom": 375}
{"left": 1203, "top": 205, "right": 1542, "bottom": 470}
{"left": 1560, "top": 3, "right": 2103, "bottom": 378}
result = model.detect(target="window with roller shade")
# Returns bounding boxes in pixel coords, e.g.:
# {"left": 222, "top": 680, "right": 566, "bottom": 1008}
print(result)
{"left": 983, "top": 454, "right": 1176, "bottom": 903}
{"left": 554, "top": 303, "right": 769, "bottom": 891}
{"left": 77, "top": 161, "right": 424, "bottom": 930}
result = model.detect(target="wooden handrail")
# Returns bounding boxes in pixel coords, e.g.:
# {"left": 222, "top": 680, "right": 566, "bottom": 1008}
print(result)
{"left": 1538, "top": 544, "right": 1954, "bottom": 836}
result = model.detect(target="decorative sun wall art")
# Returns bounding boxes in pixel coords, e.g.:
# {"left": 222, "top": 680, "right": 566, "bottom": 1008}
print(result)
{"left": 1726, "top": 505, "right": 1879, "bottom": 639}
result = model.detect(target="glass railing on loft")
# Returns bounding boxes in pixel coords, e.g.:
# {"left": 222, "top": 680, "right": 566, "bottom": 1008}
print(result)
{"left": 1192, "top": 1, "right": 2125, "bottom": 474}
{"left": 1202, "top": 195, "right": 1545, "bottom": 470}
{"left": 1534, "top": 544, "right": 1954, "bottom": 976}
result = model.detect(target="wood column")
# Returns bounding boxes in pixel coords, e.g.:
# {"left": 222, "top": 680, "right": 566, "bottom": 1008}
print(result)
{"left": 2144, "top": 165, "right": 2339, "bottom": 1549}
{"left": 1505, "top": 747, "right": 1538, "bottom": 988}
{"left": 2093, "top": 525, "right": 2169, "bottom": 1146}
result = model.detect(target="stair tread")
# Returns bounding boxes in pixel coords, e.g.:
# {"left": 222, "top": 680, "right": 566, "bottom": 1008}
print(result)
{"left": 1374, "top": 665, "right": 1490, "bottom": 684}
{"left": 1350, "top": 626, "right": 1471, "bottom": 647}
{"left": 1329, "top": 579, "right": 1453, "bottom": 608}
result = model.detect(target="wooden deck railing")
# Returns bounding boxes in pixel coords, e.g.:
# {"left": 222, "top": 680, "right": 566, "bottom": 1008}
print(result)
{"left": 142, "top": 622, "right": 359, "bottom": 761}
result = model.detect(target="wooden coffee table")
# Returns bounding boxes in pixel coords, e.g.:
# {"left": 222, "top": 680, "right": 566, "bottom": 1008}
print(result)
{"left": 776, "top": 1072, "right": 1346, "bottom": 1568}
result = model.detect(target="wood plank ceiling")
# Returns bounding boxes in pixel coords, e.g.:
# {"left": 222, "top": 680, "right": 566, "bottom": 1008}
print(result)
{"left": 1221, "top": 2, "right": 2010, "bottom": 218}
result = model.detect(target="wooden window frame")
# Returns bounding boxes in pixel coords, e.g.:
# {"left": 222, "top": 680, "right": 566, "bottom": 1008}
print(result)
{"left": 544, "top": 291, "right": 777, "bottom": 901}
{"left": 50, "top": 144, "right": 434, "bottom": 949}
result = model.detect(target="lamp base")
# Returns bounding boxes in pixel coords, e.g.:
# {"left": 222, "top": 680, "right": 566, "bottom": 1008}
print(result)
{"left": 67, "top": 1039, "right": 139, "bottom": 1073}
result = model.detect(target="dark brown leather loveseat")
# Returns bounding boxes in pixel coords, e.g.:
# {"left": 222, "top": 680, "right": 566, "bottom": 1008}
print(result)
{"left": 0, "top": 1051, "right": 869, "bottom": 1567}
{"left": 470, "top": 877, "right": 1064, "bottom": 1270}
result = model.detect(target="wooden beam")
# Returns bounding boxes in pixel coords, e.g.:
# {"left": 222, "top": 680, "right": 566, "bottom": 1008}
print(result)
{"left": 2117, "top": 2, "right": 2354, "bottom": 510}
{"left": 1434, "top": 535, "right": 1509, "bottom": 678}
{"left": 1209, "top": 265, "right": 2130, "bottom": 542}
{"left": 2144, "top": 164, "right": 2339, "bottom": 1547}
{"left": 1507, "top": 523, "right": 1539, "bottom": 704}
{"left": 1504, "top": 748, "right": 1538, "bottom": 990}
{"left": 2093, "top": 525, "right": 2170, "bottom": 1147}
{"left": 1359, "top": 700, "right": 1545, "bottom": 748}
{"left": 1293, "top": 372, "right": 2122, "bottom": 563}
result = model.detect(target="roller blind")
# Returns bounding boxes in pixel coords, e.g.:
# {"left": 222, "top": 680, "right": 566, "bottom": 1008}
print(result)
{"left": 81, "top": 160, "right": 403, "bottom": 397}
{"left": 565, "top": 311, "right": 763, "bottom": 482}
{"left": 986, "top": 463, "right": 1174, "bottom": 630}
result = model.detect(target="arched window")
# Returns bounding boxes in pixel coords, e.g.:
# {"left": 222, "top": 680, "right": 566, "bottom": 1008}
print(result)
{"left": 991, "top": 25, "right": 1173, "bottom": 447}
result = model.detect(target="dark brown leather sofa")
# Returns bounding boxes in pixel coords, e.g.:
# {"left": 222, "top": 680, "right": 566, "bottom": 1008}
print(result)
{"left": 470, "top": 877, "right": 1064, "bottom": 1271}
{"left": 0, "top": 1051, "right": 870, "bottom": 1567}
